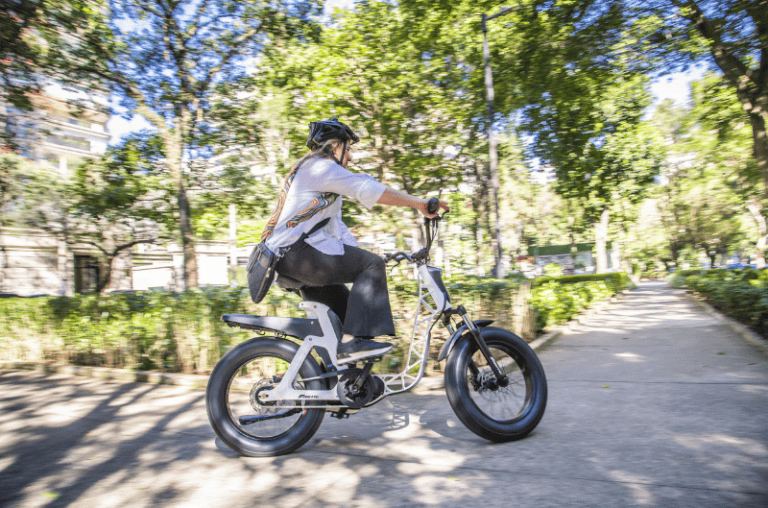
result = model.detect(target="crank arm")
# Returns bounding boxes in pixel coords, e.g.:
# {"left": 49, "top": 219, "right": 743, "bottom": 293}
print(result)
{"left": 239, "top": 408, "right": 302, "bottom": 425}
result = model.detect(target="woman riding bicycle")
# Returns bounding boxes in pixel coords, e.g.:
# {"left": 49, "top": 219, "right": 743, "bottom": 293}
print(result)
{"left": 261, "top": 118, "right": 448, "bottom": 364}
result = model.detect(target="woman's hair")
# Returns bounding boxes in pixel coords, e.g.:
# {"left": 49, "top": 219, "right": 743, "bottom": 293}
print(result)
{"left": 288, "top": 138, "right": 345, "bottom": 175}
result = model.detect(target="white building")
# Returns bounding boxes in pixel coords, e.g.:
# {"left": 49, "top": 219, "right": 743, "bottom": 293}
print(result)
{"left": 3, "top": 78, "right": 111, "bottom": 173}
{"left": 1, "top": 80, "right": 233, "bottom": 296}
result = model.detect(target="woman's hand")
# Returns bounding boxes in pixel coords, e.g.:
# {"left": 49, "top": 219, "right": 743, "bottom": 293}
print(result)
{"left": 417, "top": 198, "right": 450, "bottom": 218}
{"left": 377, "top": 188, "right": 450, "bottom": 217}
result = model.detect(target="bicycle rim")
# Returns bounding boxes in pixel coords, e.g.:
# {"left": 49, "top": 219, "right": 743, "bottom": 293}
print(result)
{"left": 225, "top": 352, "right": 311, "bottom": 440}
{"left": 465, "top": 343, "right": 532, "bottom": 423}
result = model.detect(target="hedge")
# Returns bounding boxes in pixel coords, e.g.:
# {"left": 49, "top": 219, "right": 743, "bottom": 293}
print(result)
{"left": 0, "top": 272, "right": 633, "bottom": 374}
{"left": 529, "top": 273, "right": 633, "bottom": 331}
{"left": 669, "top": 268, "right": 768, "bottom": 336}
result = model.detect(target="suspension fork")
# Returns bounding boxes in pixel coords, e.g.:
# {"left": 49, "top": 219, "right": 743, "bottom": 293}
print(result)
{"left": 456, "top": 306, "right": 509, "bottom": 387}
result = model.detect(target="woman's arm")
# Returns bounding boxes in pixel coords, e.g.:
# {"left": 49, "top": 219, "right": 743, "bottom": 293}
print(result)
{"left": 376, "top": 187, "right": 449, "bottom": 217}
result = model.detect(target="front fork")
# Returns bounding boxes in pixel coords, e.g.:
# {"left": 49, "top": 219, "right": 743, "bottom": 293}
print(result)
{"left": 454, "top": 306, "right": 509, "bottom": 387}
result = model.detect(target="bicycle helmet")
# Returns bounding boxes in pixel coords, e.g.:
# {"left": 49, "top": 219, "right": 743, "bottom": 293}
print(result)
{"left": 306, "top": 117, "right": 359, "bottom": 150}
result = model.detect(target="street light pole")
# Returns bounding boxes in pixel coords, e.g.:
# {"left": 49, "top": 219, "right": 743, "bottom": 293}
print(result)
{"left": 481, "top": 5, "right": 520, "bottom": 279}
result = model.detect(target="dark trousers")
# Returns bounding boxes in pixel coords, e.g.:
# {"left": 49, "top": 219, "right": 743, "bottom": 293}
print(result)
{"left": 275, "top": 240, "right": 396, "bottom": 338}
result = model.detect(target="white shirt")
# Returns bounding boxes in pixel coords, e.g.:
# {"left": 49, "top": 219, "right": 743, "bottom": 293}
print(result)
{"left": 264, "top": 157, "right": 387, "bottom": 255}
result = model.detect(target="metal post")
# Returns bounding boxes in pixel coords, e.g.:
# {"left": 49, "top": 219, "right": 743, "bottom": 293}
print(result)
{"left": 229, "top": 204, "right": 237, "bottom": 287}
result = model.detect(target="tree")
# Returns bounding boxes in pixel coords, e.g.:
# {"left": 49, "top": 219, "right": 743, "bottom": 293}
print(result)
{"left": 1, "top": 0, "right": 40, "bottom": 145}
{"left": 69, "top": 135, "right": 170, "bottom": 292}
{"left": 688, "top": 73, "right": 766, "bottom": 266}
{"left": 642, "top": 74, "right": 758, "bottom": 270}
{"left": 519, "top": 61, "right": 665, "bottom": 272}
{"left": 631, "top": 0, "right": 768, "bottom": 201}
{"left": 260, "top": 2, "right": 465, "bottom": 253}
{"left": 12, "top": 135, "right": 169, "bottom": 293}
{"left": 47, "top": 0, "right": 321, "bottom": 288}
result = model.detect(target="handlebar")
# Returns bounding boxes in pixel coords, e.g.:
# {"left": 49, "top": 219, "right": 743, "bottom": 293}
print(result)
{"left": 383, "top": 200, "right": 448, "bottom": 266}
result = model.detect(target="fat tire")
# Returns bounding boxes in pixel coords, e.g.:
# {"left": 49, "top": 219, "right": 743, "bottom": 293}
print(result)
{"left": 444, "top": 327, "right": 547, "bottom": 442}
{"left": 206, "top": 337, "right": 325, "bottom": 457}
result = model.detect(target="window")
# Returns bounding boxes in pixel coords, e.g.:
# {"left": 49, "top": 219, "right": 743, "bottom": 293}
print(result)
{"left": 74, "top": 255, "right": 100, "bottom": 294}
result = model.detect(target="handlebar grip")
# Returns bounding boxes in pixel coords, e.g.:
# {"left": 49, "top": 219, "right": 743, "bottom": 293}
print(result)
{"left": 427, "top": 197, "right": 439, "bottom": 215}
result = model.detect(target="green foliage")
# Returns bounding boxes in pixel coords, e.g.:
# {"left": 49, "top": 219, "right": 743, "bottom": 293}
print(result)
{"left": 0, "top": 272, "right": 631, "bottom": 371}
{"left": 674, "top": 268, "right": 768, "bottom": 336}
{"left": 544, "top": 263, "right": 563, "bottom": 277}
{"left": 533, "top": 272, "right": 633, "bottom": 291}
{"left": 0, "top": 288, "right": 252, "bottom": 373}
{"left": 529, "top": 272, "right": 632, "bottom": 331}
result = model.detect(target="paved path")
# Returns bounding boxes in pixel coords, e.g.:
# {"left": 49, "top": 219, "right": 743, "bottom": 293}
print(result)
{"left": 1, "top": 281, "right": 767, "bottom": 507}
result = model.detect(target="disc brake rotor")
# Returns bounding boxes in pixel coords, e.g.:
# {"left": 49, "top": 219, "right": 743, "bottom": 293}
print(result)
{"left": 250, "top": 378, "right": 279, "bottom": 411}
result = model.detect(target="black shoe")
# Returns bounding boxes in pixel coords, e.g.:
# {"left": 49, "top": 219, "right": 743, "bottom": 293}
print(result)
{"left": 337, "top": 336, "right": 393, "bottom": 364}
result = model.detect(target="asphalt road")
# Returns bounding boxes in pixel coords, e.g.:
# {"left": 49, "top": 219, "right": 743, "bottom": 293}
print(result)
{"left": 1, "top": 280, "right": 767, "bottom": 507}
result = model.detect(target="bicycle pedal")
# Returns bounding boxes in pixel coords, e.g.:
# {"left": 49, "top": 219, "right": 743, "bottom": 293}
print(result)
{"left": 330, "top": 407, "right": 359, "bottom": 419}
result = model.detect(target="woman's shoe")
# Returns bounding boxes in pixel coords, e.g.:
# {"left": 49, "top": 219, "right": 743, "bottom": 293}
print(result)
{"left": 337, "top": 336, "right": 393, "bottom": 364}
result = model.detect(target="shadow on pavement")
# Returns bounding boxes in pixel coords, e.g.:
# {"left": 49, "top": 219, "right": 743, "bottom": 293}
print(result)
{"left": 1, "top": 281, "right": 767, "bottom": 506}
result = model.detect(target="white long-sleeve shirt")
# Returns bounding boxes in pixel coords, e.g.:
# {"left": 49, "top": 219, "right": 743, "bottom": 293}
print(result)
{"left": 263, "top": 157, "right": 386, "bottom": 255}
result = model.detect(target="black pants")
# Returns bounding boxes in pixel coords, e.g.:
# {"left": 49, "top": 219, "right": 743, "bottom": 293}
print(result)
{"left": 275, "top": 239, "right": 396, "bottom": 338}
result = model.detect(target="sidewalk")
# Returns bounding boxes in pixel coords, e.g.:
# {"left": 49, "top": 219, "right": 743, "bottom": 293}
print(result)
{"left": 1, "top": 280, "right": 767, "bottom": 507}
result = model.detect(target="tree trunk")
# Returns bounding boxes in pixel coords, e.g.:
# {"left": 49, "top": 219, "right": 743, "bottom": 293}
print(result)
{"left": 58, "top": 240, "right": 73, "bottom": 296}
{"left": 749, "top": 112, "right": 768, "bottom": 204}
{"left": 96, "top": 254, "right": 114, "bottom": 294}
{"left": 682, "top": 0, "right": 768, "bottom": 206}
{"left": 594, "top": 206, "right": 609, "bottom": 273}
{"left": 747, "top": 200, "right": 767, "bottom": 268}
{"left": 166, "top": 135, "right": 198, "bottom": 289}
{"left": 470, "top": 163, "right": 485, "bottom": 277}
{"left": 611, "top": 240, "right": 622, "bottom": 273}
{"left": 0, "top": 244, "right": 5, "bottom": 293}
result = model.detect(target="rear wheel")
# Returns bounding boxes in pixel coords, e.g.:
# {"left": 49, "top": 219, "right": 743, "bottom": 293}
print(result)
{"left": 206, "top": 337, "right": 325, "bottom": 457}
{"left": 445, "top": 327, "right": 547, "bottom": 442}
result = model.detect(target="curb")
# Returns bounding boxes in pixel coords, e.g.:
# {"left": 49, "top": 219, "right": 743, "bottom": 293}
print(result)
{"left": 681, "top": 290, "right": 768, "bottom": 359}
{"left": 0, "top": 290, "right": 633, "bottom": 394}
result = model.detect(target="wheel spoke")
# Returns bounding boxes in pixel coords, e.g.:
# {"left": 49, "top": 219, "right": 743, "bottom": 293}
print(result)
{"left": 467, "top": 345, "right": 530, "bottom": 422}
{"left": 227, "top": 354, "right": 307, "bottom": 439}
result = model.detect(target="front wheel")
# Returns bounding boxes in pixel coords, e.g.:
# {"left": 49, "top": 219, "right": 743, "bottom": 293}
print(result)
{"left": 444, "top": 327, "right": 547, "bottom": 442}
{"left": 206, "top": 337, "right": 325, "bottom": 457}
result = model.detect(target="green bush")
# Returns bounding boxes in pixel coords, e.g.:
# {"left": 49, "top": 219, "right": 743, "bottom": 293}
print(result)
{"left": 529, "top": 279, "right": 616, "bottom": 331}
{"left": 0, "top": 287, "right": 252, "bottom": 373}
{"left": 0, "top": 271, "right": 634, "bottom": 372}
{"left": 673, "top": 268, "right": 768, "bottom": 336}
{"left": 532, "top": 271, "right": 634, "bottom": 293}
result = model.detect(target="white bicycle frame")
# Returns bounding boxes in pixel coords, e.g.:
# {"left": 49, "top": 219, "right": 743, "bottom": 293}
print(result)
{"left": 376, "top": 264, "right": 451, "bottom": 397}
{"left": 258, "top": 263, "right": 453, "bottom": 408}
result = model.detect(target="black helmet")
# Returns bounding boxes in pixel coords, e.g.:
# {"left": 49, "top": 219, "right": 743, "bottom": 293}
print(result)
{"left": 306, "top": 117, "right": 360, "bottom": 150}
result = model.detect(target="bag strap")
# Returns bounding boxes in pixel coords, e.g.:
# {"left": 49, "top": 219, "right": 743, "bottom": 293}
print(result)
{"left": 306, "top": 217, "right": 331, "bottom": 236}
{"left": 260, "top": 164, "right": 301, "bottom": 242}
{"left": 260, "top": 158, "right": 337, "bottom": 242}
